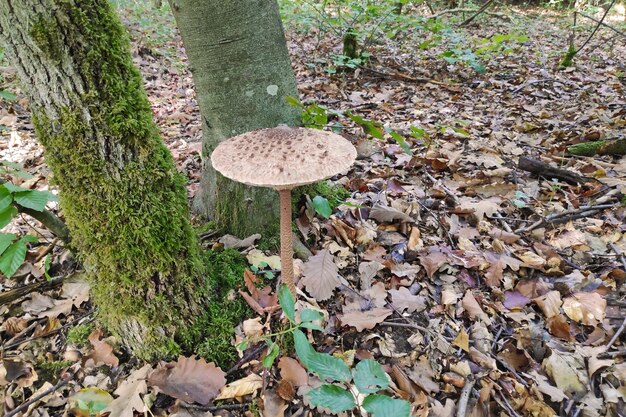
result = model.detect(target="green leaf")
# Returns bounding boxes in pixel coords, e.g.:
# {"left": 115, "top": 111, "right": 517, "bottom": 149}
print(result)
{"left": 300, "top": 308, "right": 324, "bottom": 331}
{"left": 308, "top": 385, "right": 356, "bottom": 413}
{"left": 69, "top": 387, "right": 114, "bottom": 415}
{"left": 1, "top": 182, "right": 28, "bottom": 193}
{"left": 0, "top": 233, "right": 16, "bottom": 254}
{"left": 362, "top": 395, "right": 411, "bottom": 417}
{"left": 353, "top": 359, "right": 390, "bottom": 394}
{"left": 312, "top": 196, "right": 332, "bottom": 218}
{"left": 294, "top": 329, "right": 351, "bottom": 381}
{"left": 0, "top": 186, "right": 13, "bottom": 211}
{"left": 0, "top": 239, "right": 27, "bottom": 277}
{"left": 0, "top": 90, "right": 16, "bottom": 102}
{"left": 389, "top": 131, "right": 412, "bottom": 154}
{"left": 0, "top": 205, "right": 18, "bottom": 229}
{"left": 14, "top": 189, "right": 54, "bottom": 212}
{"left": 285, "top": 96, "right": 302, "bottom": 107}
{"left": 278, "top": 284, "right": 296, "bottom": 323}
{"left": 263, "top": 342, "right": 280, "bottom": 368}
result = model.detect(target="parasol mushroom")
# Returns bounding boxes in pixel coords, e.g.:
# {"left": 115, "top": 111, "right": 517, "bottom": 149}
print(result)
{"left": 210, "top": 126, "right": 357, "bottom": 296}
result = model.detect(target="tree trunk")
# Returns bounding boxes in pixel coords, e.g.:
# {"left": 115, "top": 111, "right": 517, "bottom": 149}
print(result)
{"left": 0, "top": 0, "right": 204, "bottom": 360}
{"left": 170, "top": 0, "right": 301, "bottom": 238}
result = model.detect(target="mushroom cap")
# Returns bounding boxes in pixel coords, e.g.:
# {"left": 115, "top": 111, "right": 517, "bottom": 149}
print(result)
{"left": 210, "top": 126, "right": 357, "bottom": 190}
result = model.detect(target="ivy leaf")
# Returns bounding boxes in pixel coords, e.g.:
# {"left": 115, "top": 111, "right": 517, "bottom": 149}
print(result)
{"left": 362, "top": 394, "right": 411, "bottom": 417}
{"left": 0, "top": 186, "right": 12, "bottom": 211}
{"left": 308, "top": 384, "right": 355, "bottom": 413}
{"left": 13, "top": 189, "right": 54, "bottom": 212}
{"left": 0, "top": 205, "right": 18, "bottom": 229}
{"left": 312, "top": 196, "right": 332, "bottom": 218}
{"left": 0, "top": 238, "right": 27, "bottom": 278}
{"left": 293, "top": 329, "right": 351, "bottom": 382}
{"left": 0, "top": 233, "right": 16, "bottom": 254}
{"left": 353, "top": 359, "right": 390, "bottom": 394}
{"left": 278, "top": 284, "right": 296, "bottom": 323}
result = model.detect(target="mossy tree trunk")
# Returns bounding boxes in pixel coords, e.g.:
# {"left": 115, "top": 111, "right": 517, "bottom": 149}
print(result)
{"left": 170, "top": 0, "right": 301, "bottom": 238}
{"left": 0, "top": 0, "right": 205, "bottom": 360}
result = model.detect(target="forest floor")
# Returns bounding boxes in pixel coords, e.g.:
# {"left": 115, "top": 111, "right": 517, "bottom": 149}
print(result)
{"left": 0, "top": 2, "right": 625, "bottom": 417}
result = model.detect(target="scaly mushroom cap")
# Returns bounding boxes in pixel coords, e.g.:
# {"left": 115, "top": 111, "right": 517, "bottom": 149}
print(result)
{"left": 210, "top": 126, "right": 357, "bottom": 190}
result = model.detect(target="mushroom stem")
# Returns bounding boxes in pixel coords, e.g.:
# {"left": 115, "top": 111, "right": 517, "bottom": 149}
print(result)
{"left": 279, "top": 188, "right": 296, "bottom": 296}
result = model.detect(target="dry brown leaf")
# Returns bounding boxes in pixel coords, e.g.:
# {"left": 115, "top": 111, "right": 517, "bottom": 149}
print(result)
{"left": 452, "top": 328, "right": 469, "bottom": 352}
{"left": 533, "top": 291, "right": 562, "bottom": 318}
{"left": 2, "top": 359, "right": 38, "bottom": 388}
{"left": 543, "top": 349, "right": 588, "bottom": 395}
{"left": 418, "top": 247, "right": 449, "bottom": 278}
{"left": 407, "top": 356, "right": 440, "bottom": 394}
{"left": 84, "top": 329, "right": 119, "bottom": 368}
{"left": 278, "top": 357, "right": 308, "bottom": 387}
{"left": 562, "top": 292, "right": 606, "bottom": 325}
{"left": 358, "top": 261, "right": 384, "bottom": 289}
{"left": 429, "top": 399, "right": 455, "bottom": 417}
{"left": 483, "top": 251, "right": 521, "bottom": 286}
{"left": 462, "top": 290, "right": 491, "bottom": 324}
{"left": 263, "top": 389, "right": 287, "bottom": 417}
{"left": 369, "top": 204, "right": 414, "bottom": 223}
{"left": 516, "top": 250, "right": 546, "bottom": 268}
{"left": 300, "top": 249, "right": 340, "bottom": 301}
{"left": 526, "top": 370, "right": 568, "bottom": 402}
{"left": 338, "top": 307, "right": 392, "bottom": 332}
{"left": 148, "top": 356, "right": 225, "bottom": 405}
{"left": 242, "top": 318, "right": 264, "bottom": 339}
{"left": 389, "top": 287, "right": 426, "bottom": 313}
{"left": 102, "top": 364, "right": 151, "bottom": 417}
{"left": 61, "top": 281, "right": 90, "bottom": 308}
{"left": 215, "top": 373, "right": 263, "bottom": 400}
{"left": 3, "top": 316, "right": 28, "bottom": 336}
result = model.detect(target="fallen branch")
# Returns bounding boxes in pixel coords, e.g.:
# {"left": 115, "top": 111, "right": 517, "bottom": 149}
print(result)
{"left": 578, "top": 12, "right": 626, "bottom": 39}
{"left": 515, "top": 203, "right": 619, "bottom": 233}
{"left": 518, "top": 156, "right": 595, "bottom": 185}
{"left": 568, "top": 138, "right": 626, "bottom": 156}
{"left": 459, "top": 0, "right": 496, "bottom": 26}
{"left": 430, "top": 7, "right": 510, "bottom": 20}
{"left": 5, "top": 368, "right": 75, "bottom": 417}
{"left": 609, "top": 242, "right": 626, "bottom": 271}
{"left": 360, "top": 66, "right": 444, "bottom": 85}
{"left": 456, "top": 376, "right": 476, "bottom": 417}
{"left": 0, "top": 276, "right": 64, "bottom": 306}
{"left": 606, "top": 317, "right": 626, "bottom": 350}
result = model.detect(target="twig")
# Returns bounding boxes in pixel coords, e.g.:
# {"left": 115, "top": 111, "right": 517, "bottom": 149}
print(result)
{"left": 606, "top": 317, "right": 626, "bottom": 350}
{"left": 359, "top": 66, "right": 444, "bottom": 85}
{"left": 382, "top": 321, "right": 430, "bottom": 333}
{"left": 2, "top": 312, "right": 94, "bottom": 351}
{"left": 430, "top": 7, "right": 510, "bottom": 20}
{"left": 182, "top": 402, "right": 252, "bottom": 412}
{"left": 459, "top": 0, "right": 496, "bottom": 26}
{"left": 0, "top": 276, "right": 64, "bottom": 307}
{"left": 456, "top": 376, "right": 476, "bottom": 417}
{"left": 577, "top": 12, "right": 626, "bottom": 39}
{"left": 598, "top": 348, "right": 626, "bottom": 358}
{"left": 225, "top": 342, "right": 267, "bottom": 376}
{"left": 5, "top": 371, "right": 73, "bottom": 417}
{"left": 512, "top": 79, "right": 555, "bottom": 93}
{"left": 494, "top": 389, "right": 522, "bottom": 417}
{"left": 416, "top": 199, "right": 456, "bottom": 248}
{"left": 515, "top": 203, "right": 619, "bottom": 234}
{"left": 609, "top": 242, "right": 626, "bottom": 271}
{"left": 575, "top": 0, "right": 617, "bottom": 54}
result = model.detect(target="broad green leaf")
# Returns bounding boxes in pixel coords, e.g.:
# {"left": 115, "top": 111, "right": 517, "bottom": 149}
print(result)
{"left": 21, "top": 235, "right": 38, "bottom": 243}
{"left": 278, "top": 284, "right": 296, "bottom": 323}
{"left": 308, "top": 385, "right": 355, "bottom": 413}
{"left": 300, "top": 308, "right": 324, "bottom": 323}
{"left": 0, "top": 160, "right": 24, "bottom": 170}
{"left": 353, "top": 359, "right": 390, "bottom": 394}
{"left": 14, "top": 189, "right": 54, "bottom": 211}
{"left": 0, "top": 90, "right": 16, "bottom": 102}
{"left": 69, "top": 387, "right": 114, "bottom": 416}
{"left": 312, "top": 196, "right": 332, "bottom": 218}
{"left": 0, "top": 233, "right": 16, "bottom": 254}
{"left": 307, "top": 352, "right": 352, "bottom": 382}
{"left": 362, "top": 394, "right": 411, "bottom": 417}
{"left": 285, "top": 96, "right": 302, "bottom": 107}
{"left": 0, "top": 205, "right": 17, "bottom": 229}
{"left": 389, "top": 131, "right": 412, "bottom": 154}
{"left": 293, "top": 329, "right": 317, "bottom": 367}
{"left": 263, "top": 342, "right": 280, "bottom": 368}
{"left": 1, "top": 182, "right": 28, "bottom": 193}
{"left": 0, "top": 186, "right": 12, "bottom": 211}
{"left": 299, "top": 321, "right": 324, "bottom": 331}
{"left": 0, "top": 239, "right": 27, "bottom": 277}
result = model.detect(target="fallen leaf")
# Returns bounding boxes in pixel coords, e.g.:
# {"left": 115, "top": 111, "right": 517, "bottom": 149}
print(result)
{"left": 300, "top": 249, "right": 340, "bottom": 301}
{"left": 220, "top": 233, "right": 261, "bottom": 249}
{"left": 247, "top": 249, "right": 281, "bottom": 270}
{"left": 369, "top": 204, "right": 414, "bottom": 223}
{"left": 462, "top": 290, "right": 491, "bottom": 324}
{"left": 543, "top": 349, "right": 588, "bottom": 395}
{"left": 526, "top": 370, "right": 568, "bottom": 402}
{"left": 407, "top": 356, "right": 439, "bottom": 394}
{"left": 389, "top": 287, "right": 426, "bottom": 313}
{"left": 84, "top": 329, "right": 119, "bottom": 368}
{"left": 533, "top": 291, "right": 562, "bottom": 318}
{"left": 278, "top": 357, "right": 308, "bottom": 387}
{"left": 562, "top": 292, "right": 606, "bottom": 325}
{"left": 102, "top": 366, "right": 151, "bottom": 417}
{"left": 338, "top": 307, "right": 392, "bottom": 332}
{"left": 149, "top": 356, "right": 225, "bottom": 405}
{"left": 215, "top": 373, "right": 263, "bottom": 400}
{"left": 263, "top": 389, "right": 287, "bottom": 417}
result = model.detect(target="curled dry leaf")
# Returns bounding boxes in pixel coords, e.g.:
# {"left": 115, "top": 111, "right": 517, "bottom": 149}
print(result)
{"left": 533, "top": 291, "right": 562, "bottom": 318}
{"left": 338, "top": 307, "right": 392, "bottom": 332}
{"left": 102, "top": 365, "right": 151, "bottom": 417}
{"left": 543, "top": 349, "right": 588, "bottom": 395}
{"left": 148, "top": 356, "right": 226, "bottom": 405}
{"left": 215, "top": 373, "right": 263, "bottom": 401}
{"left": 526, "top": 370, "right": 568, "bottom": 402}
{"left": 300, "top": 249, "right": 340, "bottom": 301}
{"left": 562, "top": 292, "right": 606, "bottom": 325}
{"left": 462, "top": 290, "right": 491, "bottom": 324}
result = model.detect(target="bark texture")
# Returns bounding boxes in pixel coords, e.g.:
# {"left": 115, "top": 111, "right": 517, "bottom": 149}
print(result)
{"left": 0, "top": 0, "right": 204, "bottom": 360}
{"left": 170, "top": 0, "right": 301, "bottom": 238}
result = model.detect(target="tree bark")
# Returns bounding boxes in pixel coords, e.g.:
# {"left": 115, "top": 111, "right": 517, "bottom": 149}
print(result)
{"left": 0, "top": 0, "right": 205, "bottom": 360}
{"left": 170, "top": 0, "right": 301, "bottom": 238}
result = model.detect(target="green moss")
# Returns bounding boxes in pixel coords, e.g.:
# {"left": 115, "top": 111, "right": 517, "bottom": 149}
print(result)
{"left": 29, "top": 17, "right": 63, "bottom": 63}
{"left": 292, "top": 180, "right": 350, "bottom": 215}
{"left": 37, "top": 360, "right": 73, "bottom": 381}
{"left": 66, "top": 323, "right": 95, "bottom": 347}
{"left": 179, "top": 249, "right": 251, "bottom": 368}
{"left": 28, "top": 1, "right": 205, "bottom": 361}
{"left": 559, "top": 44, "right": 576, "bottom": 69}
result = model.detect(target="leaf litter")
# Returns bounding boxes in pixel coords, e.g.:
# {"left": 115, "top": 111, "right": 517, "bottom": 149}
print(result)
{"left": 0, "top": 2, "right": 625, "bottom": 417}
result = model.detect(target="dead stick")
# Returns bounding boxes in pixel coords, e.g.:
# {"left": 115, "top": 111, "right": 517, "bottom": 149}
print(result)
{"left": 459, "top": 0, "right": 496, "bottom": 26}
{"left": 0, "top": 276, "right": 64, "bottom": 306}
{"left": 609, "top": 242, "right": 626, "bottom": 271}
{"left": 606, "top": 317, "right": 626, "bottom": 350}
{"left": 577, "top": 12, "right": 626, "bottom": 39}
{"left": 5, "top": 374, "right": 71, "bottom": 417}
{"left": 456, "top": 376, "right": 476, "bottom": 417}
{"left": 518, "top": 156, "right": 594, "bottom": 185}
{"left": 576, "top": 0, "right": 617, "bottom": 54}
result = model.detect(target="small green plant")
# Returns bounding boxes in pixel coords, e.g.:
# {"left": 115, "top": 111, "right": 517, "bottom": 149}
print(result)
{"left": 0, "top": 163, "right": 56, "bottom": 278}
{"left": 66, "top": 323, "right": 95, "bottom": 346}
{"left": 264, "top": 286, "right": 412, "bottom": 417}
